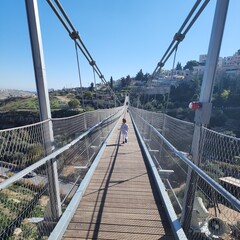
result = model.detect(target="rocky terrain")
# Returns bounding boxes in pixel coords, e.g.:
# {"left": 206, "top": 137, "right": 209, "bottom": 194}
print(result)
{"left": 0, "top": 89, "right": 36, "bottom": 100}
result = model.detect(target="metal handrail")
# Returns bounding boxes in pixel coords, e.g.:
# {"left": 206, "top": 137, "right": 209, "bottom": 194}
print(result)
{"left": 131, "top": 108, "right": 240, "bottom": 212}
{"left": 130, "top": 110, "right": 187, "bottom": 240}
{"left": 0, "top": 108, "right": 123, "bottom": 191}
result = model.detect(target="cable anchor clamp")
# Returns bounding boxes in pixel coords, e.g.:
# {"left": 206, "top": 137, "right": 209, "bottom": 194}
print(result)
{"left": 174, "top": 33, "right": 185, "bottom": 42}
{"left": 158, "top": 62, "right": 164, "bottom": 67}
{"left": 90, "top": 60, "right": 96, "bottom": 66}
{"left": 70, "top": 31, "right": 80, "bottom": 40}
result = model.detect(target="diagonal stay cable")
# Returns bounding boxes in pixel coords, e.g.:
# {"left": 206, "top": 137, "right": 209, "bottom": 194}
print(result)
{"left": 46, "top": 0, "right": 121, "bottom": 105}
{"left": 74, "top": 41, "right": 85, "bottom": 108}
{"left": 161, "top": 0, "right": 210, "bottom": 68}
{"left": 163, "top": 0, "right": 210, "bottom": 67}
{"left": 153, "top": 0, "right": 202, "bottom": 73}
{"left": 181, "top": 0, "right": 210, "bottom": 39}
{"left": 46, "top": 0, "right": 91, "bottom": 63}
{"left": 54, "top": 0, "right": 95, "bottom": 64}
{"left": 152, "top": 0, "right": 210, "bottom": 77}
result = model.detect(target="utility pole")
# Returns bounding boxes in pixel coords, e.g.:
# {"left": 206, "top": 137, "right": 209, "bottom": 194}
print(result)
{"left": 25, "top": 0, "right": 61, "bottom": 220}
{"left": 181, "top": 0, "right": 229, "bottom": 234}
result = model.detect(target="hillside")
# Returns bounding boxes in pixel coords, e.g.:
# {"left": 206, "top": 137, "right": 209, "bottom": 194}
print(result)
{"left": 0, "top": 89, "right": 36, "bottom": 100}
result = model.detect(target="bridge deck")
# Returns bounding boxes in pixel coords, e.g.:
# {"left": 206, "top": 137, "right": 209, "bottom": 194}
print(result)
{"left": 63, "top": 113, "right": 174, "bottom": 239}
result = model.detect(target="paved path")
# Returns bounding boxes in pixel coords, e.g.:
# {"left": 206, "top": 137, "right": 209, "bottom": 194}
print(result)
{"left": 63, "top": 113, "right": 174, "bottom": 239}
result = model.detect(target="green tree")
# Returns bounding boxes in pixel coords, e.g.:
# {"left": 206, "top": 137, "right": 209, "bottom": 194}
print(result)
{"left": 89, "top": 82, "right": 94, "bottom": 92}
{"left": 176, "top": 62, "right": 182, "bottom": 70}
{"left": 210, "top": 110, "right": 227, "bottom": 127}
{"left": 126, "top": 75, "right": 131, "bottom": 86}
{"left": 84, "top": 91, "right": 92, "bottom": 99}
{"left": 121, "top": 77, "right": 127, "bottom": 87}
{"left": 68, "top": 99, "right": 80, "bottom": 109}
{"left": 143, "top": 73, "right": 150, "bottom": 82}
{"left": 144, "top": 102, "right": 154, "bottom": 111}
{"left": 135, "top": 69, "right": 144, "bottom": 81}
{"left": 110, "top": 76, "right": 113, "bottom": 89}
{"left": 170, "top": 81, "right": 199, "bottom": 103}
{"left": 183, "top": 60, "right": 199, "bottom": 70}
{"left": 221, "top": 89, "right": 230, "bottom": 102}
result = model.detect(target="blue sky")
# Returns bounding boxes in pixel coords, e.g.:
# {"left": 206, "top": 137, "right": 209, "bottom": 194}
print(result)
{"left": 0, "top": 0, "right": 239, "bottom": 91}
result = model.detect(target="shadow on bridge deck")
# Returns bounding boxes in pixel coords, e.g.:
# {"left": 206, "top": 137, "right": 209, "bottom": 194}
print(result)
{"left": 63, "top": 113, "right": 175, "bottom": 239}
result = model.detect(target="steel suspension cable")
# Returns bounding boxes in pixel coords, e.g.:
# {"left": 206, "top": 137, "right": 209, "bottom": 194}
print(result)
{"left": 92, "top": 65, "right": 98, "bottom": 108}
{"left": 74, "top": 41, "right": 85, "bottom": 108}
{"left": 164, "top": 46, "right": 178, "bottom": 114}
{"left": 182, "top": 0, "right": 210, "bottom": 39}
{"left": 153, "top": 0, "right": 202, "bottom": 74}
{"left": 152, "top": 0, "right": 210, "bottom": 77}
{"left": 54, "top": 0, "right": 95, "bottom": 65}
{"left": 46, "top": 0, "right": 91, "bottom": 63}
{"left": 46, "top": 0, "right": 121, "bottom": 105}
{"left": 164, "top": 0, "right": 210, "bottom": 68}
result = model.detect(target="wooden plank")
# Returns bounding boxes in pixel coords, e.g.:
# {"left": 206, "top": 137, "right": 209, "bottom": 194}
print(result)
{"left": 75, "top": 206, "right": 163, "bottom": 216}
{"left": 84, "top": 189, "right": 158, "bottom": 197}
{"left": 64, "top": 230, "right": 174, "bottom": 240}
{"left": 63, "top": 113, "right": 174, "bottom": 239}
{"left": 66, "top": 222, "right": 171, "bottom": 235}
{"left": 82, "top": 192, "right": 158, "bottom": 201}
{"left": 70, "top": 217, "right": 168, "bottom": 228}
{"left": 72, "top": 211, "right": 166, "bottom": 221}
{"left": 77, "top": 201, "right": 160, "bottom": 210}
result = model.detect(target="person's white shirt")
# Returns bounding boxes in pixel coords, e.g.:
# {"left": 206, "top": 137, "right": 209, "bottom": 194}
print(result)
{"left": 121, "top": 123, "right": 129, "bottom": 135}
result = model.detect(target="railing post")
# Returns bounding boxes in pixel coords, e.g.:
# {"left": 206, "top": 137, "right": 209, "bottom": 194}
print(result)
{"left": 181, "top": 0, "right": 229, "bottom": 234}
{"left": 83, "top": 112, "right": 90, "bottom": 163}
{"left": 114, "top": 95, "right": 116, "bottom": 108}
{"left": 137, "top": 95, "right": 140, "bottom": 108}
{"left": 25, "top": 0, "right": 61, "bottom": 220}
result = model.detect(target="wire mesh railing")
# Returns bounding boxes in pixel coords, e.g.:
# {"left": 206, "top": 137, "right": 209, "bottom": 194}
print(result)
{"left": 0, "top": 106, "right": 123, "bottom": 240}
{"left": 52, "top": 109, "right": 117, "bottom": 148}
{"left": 130, "top": 106, "right": 240, "bottom": 240}
{"left": 129, "top": 107, "right": 164, "bottom": 131}
{"left": 163, "top": 115, "right": 194, "bottom": 153}
{"left": 0, "top": 121, "right": 47, "bottom": 175}
{"left": 200, "top": 127, "right": 240, "bottom": 182}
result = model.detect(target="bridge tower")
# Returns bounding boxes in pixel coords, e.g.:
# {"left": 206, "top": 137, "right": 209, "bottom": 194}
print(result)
{"left": 181, "top": 0, "right": 230, "bottom": 233}
{"left": 25, "top": 0, "right": 62, "bottom": 221}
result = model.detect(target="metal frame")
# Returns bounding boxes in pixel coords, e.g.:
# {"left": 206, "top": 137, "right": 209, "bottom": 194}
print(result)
{"left": 182, "top": 0, "right": 230, "bottom": 229}
{"left": 26, "top": 0, "right": 61, "bottom": 219}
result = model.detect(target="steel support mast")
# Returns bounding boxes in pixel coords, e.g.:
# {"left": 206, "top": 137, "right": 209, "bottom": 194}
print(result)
{"left": 181, "top": 0, "right": 229, "bottom": 233}
{"left": 25, "top": 0, "right": 62, "bottom": 220}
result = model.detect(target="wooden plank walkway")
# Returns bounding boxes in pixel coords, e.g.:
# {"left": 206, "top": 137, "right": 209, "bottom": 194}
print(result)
{"left": 63, "top": 113, "right": 175, "bottom": 239}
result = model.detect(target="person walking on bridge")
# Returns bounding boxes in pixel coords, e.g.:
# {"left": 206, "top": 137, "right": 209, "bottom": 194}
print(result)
{"left": 120, "top": 118, "right": 129, "bottom": 144}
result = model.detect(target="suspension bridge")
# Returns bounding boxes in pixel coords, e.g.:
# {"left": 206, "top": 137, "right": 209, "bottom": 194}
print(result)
{"left": 0, "top": 0, "right": 240, "bottom": 239}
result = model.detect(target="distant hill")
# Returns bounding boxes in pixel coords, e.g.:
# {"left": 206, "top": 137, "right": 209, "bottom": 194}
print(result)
{"left": 0, "top": 89, "right": 36, "bottom": 100}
